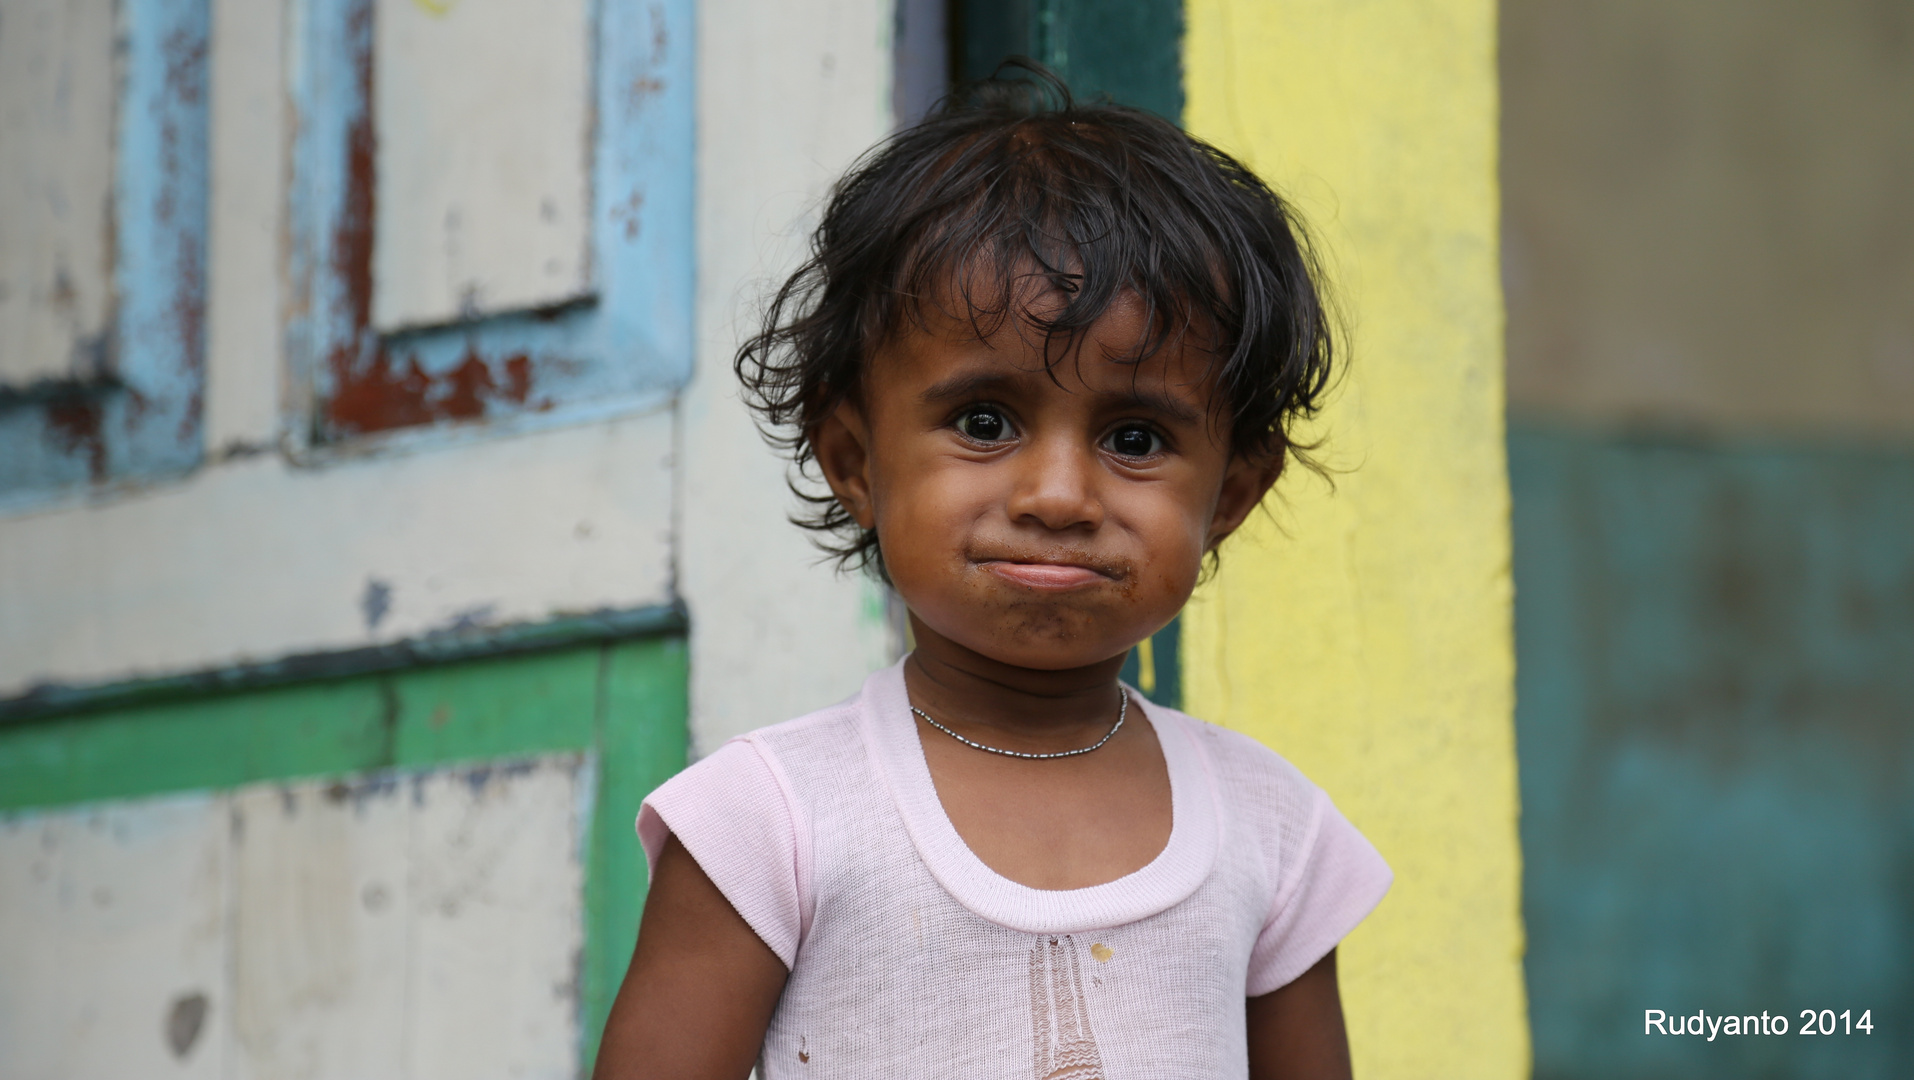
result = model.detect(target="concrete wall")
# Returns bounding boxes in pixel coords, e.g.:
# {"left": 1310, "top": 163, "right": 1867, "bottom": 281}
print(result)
{"left": 1503, "top": 2, "right": 1914, "bottom": 1076}
{"left": 1503, "top": 0, "right": 1914, "bottom": 439}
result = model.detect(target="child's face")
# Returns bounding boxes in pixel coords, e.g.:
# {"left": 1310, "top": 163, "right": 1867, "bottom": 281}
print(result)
{"left": 816, "top": 291, "right": 1279, "bottom": 672}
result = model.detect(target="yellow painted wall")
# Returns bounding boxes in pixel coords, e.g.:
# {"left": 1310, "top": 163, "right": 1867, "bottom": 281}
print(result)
{"left": 1182, "top": 3, "right": 1529, "bottom": 1077}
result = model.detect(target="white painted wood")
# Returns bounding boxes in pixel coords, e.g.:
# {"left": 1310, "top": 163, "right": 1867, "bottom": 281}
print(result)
{"left": 0, "top": 0, "right": 117, "bottom": 386}
{"left": 405, "top": 761, "right": 587, "bottom": 1080}
{"left": 372, "top": 0, "right": 595, "bottom": 332}
{"left": 204, "top": 0, "right": 288, "bottom": 454}
{"left": 0, "top": 756, "right": 587, "bottom": 1080}
{"left": 228, "top": 778, "right": 410, "bottom": 1080}
{"left": 680, "top": 0, "right": 898, "bottom": 752}
{"left": 0, "top": 794, "right": 231, "bottom": 1080}
{"left": 0, "top": 407, "right": 674, "bottom": 698}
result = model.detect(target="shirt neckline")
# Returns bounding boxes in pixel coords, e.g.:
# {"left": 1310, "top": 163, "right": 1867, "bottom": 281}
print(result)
{"left": 858, "top": 659, "right": 1219, "bottom": 934}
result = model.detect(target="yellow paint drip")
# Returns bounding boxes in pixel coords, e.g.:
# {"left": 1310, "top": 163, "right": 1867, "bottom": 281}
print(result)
{"left": 1182, "top": 1, "right": 1530, "bottom": 1076}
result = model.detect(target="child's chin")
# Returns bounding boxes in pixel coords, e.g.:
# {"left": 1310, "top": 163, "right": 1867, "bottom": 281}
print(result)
{"left": 962, "top": 622, "right": 1137, "bottom": 672}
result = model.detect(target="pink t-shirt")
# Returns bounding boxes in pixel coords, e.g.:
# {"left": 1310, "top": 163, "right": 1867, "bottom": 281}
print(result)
{"left": 639, "top": 661, "right": 1391, "bottom": 1079}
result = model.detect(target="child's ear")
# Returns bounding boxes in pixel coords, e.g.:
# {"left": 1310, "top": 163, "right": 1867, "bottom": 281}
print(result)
{"left": 1206, "top": 447, "right": 1283, "bottom": 550}
{"left": 813, "top": 400, "right": 878, "bottom": 529}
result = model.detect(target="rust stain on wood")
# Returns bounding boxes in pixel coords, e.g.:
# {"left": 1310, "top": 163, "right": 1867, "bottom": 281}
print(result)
{"left": 326, "top": 347, "right": 538, "bottom": 434}
{"left": 163, "top": 24, "right": 208, "bottom": 448}
{"left": 314, "top": 0, "right": 554, "bottom": 439}
{"left": 45, "top": 393, "right": 107, "bottom": 481}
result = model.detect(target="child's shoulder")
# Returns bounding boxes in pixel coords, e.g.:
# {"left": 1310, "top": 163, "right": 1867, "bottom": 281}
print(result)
{"left": 1150, "top": 703, "right": 1330, "bottom": 831}
{"left": 1158, "top": 703, "right": 1392, "bottom": 982}
{"left": 725, "top": 694, "right": 870, "bottom": 779}
{"left": 1155, "top": 704, "right": 1317, "bottom": 789}
{"left": 660, "top": 693, "right": 870, "bottom": 807}
{"left": 635, "top": 702, "right": 867, "bottom": 972}
{"left": 741, "top": 694, "right": 864, "bottom": 745}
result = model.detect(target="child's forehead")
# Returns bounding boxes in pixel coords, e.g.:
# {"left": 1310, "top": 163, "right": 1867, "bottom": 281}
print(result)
{"left": 899, "top": 266, "right": 1217, "bottom": 358}
{"left": 876, "top": 296, "right": 1227, "bottom": 411}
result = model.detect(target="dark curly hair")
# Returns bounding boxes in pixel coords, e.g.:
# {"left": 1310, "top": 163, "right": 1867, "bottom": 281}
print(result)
{"left": 736, "top": 60, "right": 1335, "bottom": 577}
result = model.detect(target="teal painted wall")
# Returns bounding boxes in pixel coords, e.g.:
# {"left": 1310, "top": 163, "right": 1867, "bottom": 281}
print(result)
{"left": 1509, "top": 425, "right": 1914, "bottom": 1078}
{"left": 954, "top": 0, "right": 1183, "bottom": 121}
{"left": 0, "top": 635, "right": 688, "bottom": 1070}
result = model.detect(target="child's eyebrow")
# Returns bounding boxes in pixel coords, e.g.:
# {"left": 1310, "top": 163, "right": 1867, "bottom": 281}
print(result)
{"left": 1108, "top": 388, "right": 1204, "bottom": 427}
{"left": 918, "top": 370, "right": 1024, "bottom": 407}
{"left": 918, "top": 369, "right": 1205, "bottom": 427}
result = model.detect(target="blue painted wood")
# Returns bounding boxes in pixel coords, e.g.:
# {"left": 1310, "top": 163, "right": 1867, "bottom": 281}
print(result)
{"left": 1511, "top": 424, "right": 1914, "bottom": 1079}
{"left": 286, "top": 0, "right": 695, "bottom": 446}
{"left": 0, "top": 0, "right": 209, "bottom": 503}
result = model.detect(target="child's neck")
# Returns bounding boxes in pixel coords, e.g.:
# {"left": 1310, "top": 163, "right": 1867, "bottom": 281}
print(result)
{"left": 901, "top": 613, "right": 1173, "bottom": 892}
{"left": 903, "top": 616, "right": 1130, "bottom": 749}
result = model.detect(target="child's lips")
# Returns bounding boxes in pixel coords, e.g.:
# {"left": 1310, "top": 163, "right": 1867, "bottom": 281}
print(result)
{"left": 981, "top": 560, "right": 1111, "bottom": 589}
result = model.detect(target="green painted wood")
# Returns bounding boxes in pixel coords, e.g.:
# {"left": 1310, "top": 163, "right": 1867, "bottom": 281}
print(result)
{"left": 956, "top": 0, "right": 1184, "bottom": 121}
{"left": 582, "top": 636, "right": 689, "bottom": 1071}
{"left": 0, "top": 640, "right": 688, "bottom": 814}
{"left": 0, "top": 677, "right": 394, "bottom": 810}
{"left": 390, "top": 646, "right": 602, "bottom": 767}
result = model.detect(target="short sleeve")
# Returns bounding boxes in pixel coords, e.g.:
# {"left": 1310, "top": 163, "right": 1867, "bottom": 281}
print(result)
{"left": 637, "top": 738, "right": 807, "bottom": 968}
{"left": 1245, "top": 787, "right": 1392, "bottom": 996}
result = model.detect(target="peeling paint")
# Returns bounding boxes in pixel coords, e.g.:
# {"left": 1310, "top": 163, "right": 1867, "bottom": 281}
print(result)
{"left": 360, "top": 579, "right": 393, "bottom": 631}
{"left": 441, "top": 604, "right": 499, "bottom": 634}
{"left": 0, "top": 0, "right": 210, "bottom": 500}
{"left": 43, "top": 393, "right": 108, "bottom": 482}
{"left": 286, "top": 0, "right": 693, "bottom": 448}
{"left": 609, "top": 192, "right": 644, "bottom": 242}
{"left": 164, "top": 990, "right": 208, "bottom": 1058}
{"left": 327, "top": 347, "right": 541, "bottom": 435}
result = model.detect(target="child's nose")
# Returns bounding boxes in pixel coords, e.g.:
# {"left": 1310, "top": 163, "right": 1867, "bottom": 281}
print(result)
{"left": 1004, "top": 437, "right": 1104, "bottom": 532}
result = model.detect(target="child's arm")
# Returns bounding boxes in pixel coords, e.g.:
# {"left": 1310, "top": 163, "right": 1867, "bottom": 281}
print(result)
{"left": 593, "top": 835, "right": 789, "bottom": 1080}
{"left": 1246, "top": 949, "right": 1353, "bottom": 1080}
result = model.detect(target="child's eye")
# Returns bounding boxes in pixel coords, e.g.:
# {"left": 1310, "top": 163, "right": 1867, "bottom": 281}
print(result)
{"left": 1106, "top": 424, "right": 1163, "bottom": 458}
{"left": 956, "top": 407, "right": 1011, "bottom": 443}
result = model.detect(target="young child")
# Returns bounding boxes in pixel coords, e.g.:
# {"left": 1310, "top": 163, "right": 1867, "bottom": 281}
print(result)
{"left": 595, "top": 66, "right": 1391, "bottom": 1080}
